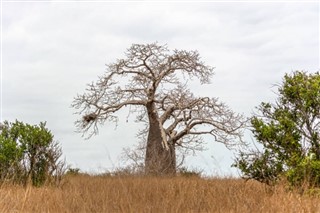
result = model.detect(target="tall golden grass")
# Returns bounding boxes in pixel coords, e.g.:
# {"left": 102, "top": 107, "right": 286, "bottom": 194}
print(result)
{"left": 0, "top": 175, "right": 319, "bottom": 213}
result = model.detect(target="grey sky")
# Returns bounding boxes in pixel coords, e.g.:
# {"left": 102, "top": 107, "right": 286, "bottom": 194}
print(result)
{"left": 1, "top": 1, "right": 319, "bottom": 175}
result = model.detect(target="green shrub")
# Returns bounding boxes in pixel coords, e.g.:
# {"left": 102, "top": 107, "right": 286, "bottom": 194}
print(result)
{"left": 234, "top": 150, "right": 283, "bottom": 185}
{"left": 234, "top": 71, "right": 320, "bottom": 190}
{"left": 0, "top": 120, "right": 66, "bottom": 186}
{"left": 66, "top": 167, "right": 81, "bottom": 176}
{"left": 286, "top": 156, "right": 320, "bottom": 188}
{"left": 178, "top": 167, "right": 202, "bottom": 178}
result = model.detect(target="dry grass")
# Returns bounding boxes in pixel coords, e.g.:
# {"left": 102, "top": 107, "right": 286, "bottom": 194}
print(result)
{"left": 0, "top": 175, "right": 320, "bottom": 213}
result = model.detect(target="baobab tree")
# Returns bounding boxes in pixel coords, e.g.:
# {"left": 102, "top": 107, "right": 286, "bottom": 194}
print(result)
{"left": 72, "top": 43, "right": 246, "bottom": 175}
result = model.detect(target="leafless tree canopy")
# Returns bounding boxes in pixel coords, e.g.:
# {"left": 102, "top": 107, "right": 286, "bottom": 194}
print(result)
{"left": 72, "top": 43, "right": 246, "bottom": 174}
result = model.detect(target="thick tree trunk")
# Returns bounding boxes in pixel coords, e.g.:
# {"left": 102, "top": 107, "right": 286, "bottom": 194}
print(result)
{"left": 145, "top": 102, "right": 176, "bottom": 175}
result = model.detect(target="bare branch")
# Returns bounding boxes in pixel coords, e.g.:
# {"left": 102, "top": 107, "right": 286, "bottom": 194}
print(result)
{"left": 72, "top": 42, "right": 246, "bottom": 174}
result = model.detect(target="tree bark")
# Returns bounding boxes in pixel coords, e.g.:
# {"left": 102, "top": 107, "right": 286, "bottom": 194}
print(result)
{"left": 145, "top": 102, "right": 176, "bottom": 175}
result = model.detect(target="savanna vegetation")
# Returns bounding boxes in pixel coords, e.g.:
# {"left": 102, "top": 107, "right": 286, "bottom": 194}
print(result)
{"left": 1, "top": 175, "right": 320, "bottom": 213}
{"left": 1, "top": 43, "right": 320, "bottom": 212}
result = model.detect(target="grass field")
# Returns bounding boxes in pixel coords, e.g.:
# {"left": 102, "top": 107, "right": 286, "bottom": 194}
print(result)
{"left": 0, "top": 175, "right": 319, "bottom": 213}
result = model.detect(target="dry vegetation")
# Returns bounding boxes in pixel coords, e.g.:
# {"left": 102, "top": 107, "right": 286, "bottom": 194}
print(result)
{"left": 1, "top": 175, "right": 320, "bottom": 213}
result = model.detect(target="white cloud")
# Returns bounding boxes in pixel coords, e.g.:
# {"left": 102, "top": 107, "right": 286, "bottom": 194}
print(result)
{"left": 1, "top": 1, "right": 319, "bottom": 175}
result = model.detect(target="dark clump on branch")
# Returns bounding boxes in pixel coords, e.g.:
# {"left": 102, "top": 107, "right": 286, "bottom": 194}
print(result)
{"left": 83, "top": 113, "right": 97, "bottom": 123}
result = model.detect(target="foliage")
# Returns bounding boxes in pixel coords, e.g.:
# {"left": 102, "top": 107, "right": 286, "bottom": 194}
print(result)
{"left": 0, "top": 120, "right": 66, "bottom": 186}
{"left": 66, "top": 167, "right": 81, "bottom": 176}
{"left": 177, "top": 166, "right": 202, "bottom": 178}
{"left": 234, "top": 71, "right": 320, "bottom": 188}
{"left": 286, "top": 155, "right": 320, "bottom": 189}
{"left": 235, "top": 150, "right": 284, "bottom": 185}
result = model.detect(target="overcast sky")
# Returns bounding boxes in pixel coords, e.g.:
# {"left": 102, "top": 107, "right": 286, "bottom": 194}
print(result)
{"left": 1, "top": 1, "right": 319, "bottom": 176}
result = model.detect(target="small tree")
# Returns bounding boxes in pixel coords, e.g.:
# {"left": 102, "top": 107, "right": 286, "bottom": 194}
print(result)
{"left": 234, "top": 71, "right": 320, "bottom": 188}
{"left": 0, "top": 120, "right": 66, "bottom": 186}
{"left": 73, "top": 43, "right": 246, "bottom": 175}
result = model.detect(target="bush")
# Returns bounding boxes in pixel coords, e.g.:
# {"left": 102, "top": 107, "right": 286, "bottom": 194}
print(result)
{"left": 66, "top": 167, "right": 81, "bottom": 176}
{"left": 0, "top": 120, "right": 66, "bottom": 186}
{"left": 178, "top": 167, "right": 202, "bottom": 178}
{"left": 286, "top": 156, "right": 320, "bottom": 188}
{"left": 234, "top": 150, "right": 283, "bottom": 185}
{"left": 234, "top": 71, "right": 320, "bottom": 190}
